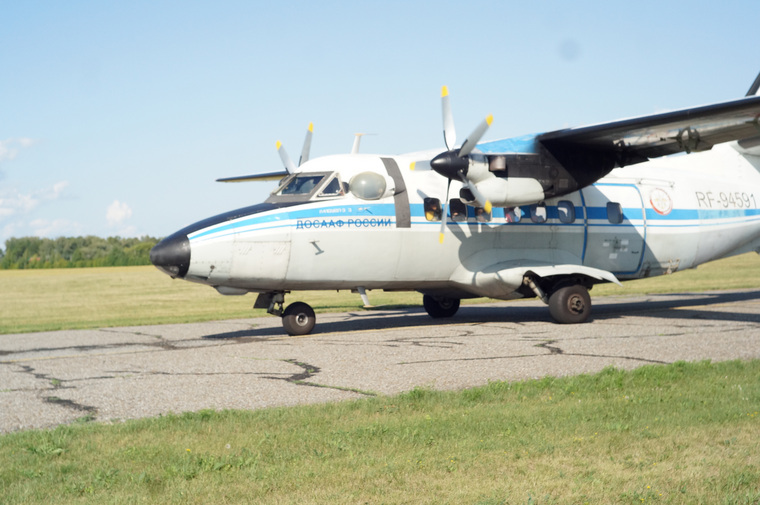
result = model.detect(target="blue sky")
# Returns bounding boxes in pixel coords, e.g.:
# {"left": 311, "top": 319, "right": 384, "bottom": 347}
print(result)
{"left": 1, "top": 0, "right": 758, "bottom": 248}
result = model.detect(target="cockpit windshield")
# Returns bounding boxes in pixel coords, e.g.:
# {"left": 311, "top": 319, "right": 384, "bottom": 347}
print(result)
{"left": 277, "top": 174, "right": 326, "bottom": 195}
{"left": 266, "top": 171, "right": 345, "bottom": 203}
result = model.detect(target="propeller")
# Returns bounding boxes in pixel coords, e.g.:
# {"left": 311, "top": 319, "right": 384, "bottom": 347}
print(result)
{"left": 431, "top": 87, "right": 494, "bottom": 242}
{"left": 277, "top": 122, "right": 314, "bottom": 174}
{"left": 439, "top": 179, "right": 451, "bottom": 243}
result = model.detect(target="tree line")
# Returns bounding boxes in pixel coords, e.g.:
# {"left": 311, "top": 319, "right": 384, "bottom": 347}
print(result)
{"left": 0, "top": 236, "right": 160, "bottom": 269}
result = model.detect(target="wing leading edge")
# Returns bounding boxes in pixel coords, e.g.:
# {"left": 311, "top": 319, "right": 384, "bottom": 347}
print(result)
{"left": 537, "top": 94, "right": 760, "bottom": 171}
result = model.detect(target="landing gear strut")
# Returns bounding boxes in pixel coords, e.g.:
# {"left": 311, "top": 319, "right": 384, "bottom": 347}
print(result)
{"left": 254, "top": 292, "right": 317, "bottom": 336}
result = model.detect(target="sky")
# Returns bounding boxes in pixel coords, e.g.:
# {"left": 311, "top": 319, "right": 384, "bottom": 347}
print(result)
{"left": 2, "top": 0, "right": 759, "bottom": 249}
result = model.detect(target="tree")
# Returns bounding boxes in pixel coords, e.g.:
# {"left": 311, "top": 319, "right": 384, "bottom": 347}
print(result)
{"left": 0, "top": 236, "right": 161, "bottom": 269}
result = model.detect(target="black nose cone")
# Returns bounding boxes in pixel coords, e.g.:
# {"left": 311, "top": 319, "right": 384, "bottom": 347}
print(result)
{"left": 150, "top": 232, "right": 190, "bottom": 278}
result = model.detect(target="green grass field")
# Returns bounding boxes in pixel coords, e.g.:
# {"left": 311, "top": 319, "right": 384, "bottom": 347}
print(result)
{"left": 1, "top": 252, "right": 758, "bottom": 334}
{"left": 1, "top": 254, "right": 759, "bottom": 503}
{"left": 1, "top": 361, "right": 758, "bottom": 504}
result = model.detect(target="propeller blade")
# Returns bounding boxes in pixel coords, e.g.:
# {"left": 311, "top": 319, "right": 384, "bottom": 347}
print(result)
{"left": 277, "top": 140, "right": 297, "bottom": 174}
{"left": 410, "top": 160, "right": 432, "bottom": 171}
{"left": 298, "top": 122, "right": 313, "bottom": 166}
{"left": 458, "top": 171, "right": 492, "bottom": 213}
{"left": 439, "top": 179, "right": 451, "bottom": 243}
{"left": 442, "top": 86, "right": 457, "bottom": 151}
{"left": 458, "top": 114, "right": 493, "bottom": 157}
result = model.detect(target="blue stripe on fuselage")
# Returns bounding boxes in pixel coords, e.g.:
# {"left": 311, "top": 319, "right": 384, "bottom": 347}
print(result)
{"left": 184, "top": 197, "right": 760, "bottom": 242}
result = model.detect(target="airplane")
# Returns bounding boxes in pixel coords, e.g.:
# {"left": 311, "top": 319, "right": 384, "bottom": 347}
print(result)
{"left": 151, "top": 72, "right": 760, "bottom": 336}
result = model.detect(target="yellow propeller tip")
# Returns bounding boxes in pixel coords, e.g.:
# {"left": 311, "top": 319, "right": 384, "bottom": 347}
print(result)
{"left": 484, "top": 201, "right": 493, "bottom": 213}
{"left": 486, "top": 114, "right": 494, "bottom": 126}
{"left": 308, "top": 122, "right": 314, "bottom": 132}
{"left": 276, "top": 140, "right": 282, "bottom": 150}
{"left": 441, "top": 85, "right": 449, "bottom": 97}
{"left": 410, "top": 162, "right": 416, "bottom": 171}
{"left": 439, "top": 233, "right": 445, "bottom": 244}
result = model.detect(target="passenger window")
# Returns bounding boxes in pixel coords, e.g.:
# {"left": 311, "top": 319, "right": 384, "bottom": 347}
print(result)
{"left": 424, "top": 198, "right": 442, "bottom": 221}
{"left": 558, "top": 201, "right": 575, "bottom": 223}
{"left": 474, "top": 206, "right": 491, "bottom": 222}
{"left": 530, "top": 203, "right": 547, "bottom": 223}
{"left": 449, "top": 199, "right": 467, "bottom": 222}
{"left": 318, "top": 177, "right": 344, "bottom": 197}
{"left": 504, "top": 206, "right": 521, "bottom": 223}
{"left": 607, "top": 202, "right": 624, "bottom": 224}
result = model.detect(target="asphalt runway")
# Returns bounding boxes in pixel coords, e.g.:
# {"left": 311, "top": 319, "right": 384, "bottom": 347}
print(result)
{"left": 2, "top": 289, "right": 759, "bottom": 433}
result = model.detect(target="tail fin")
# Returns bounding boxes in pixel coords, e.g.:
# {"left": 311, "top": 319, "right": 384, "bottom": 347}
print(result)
{"left": 746, "top": 71, "right": 760, "bottom": 96}
{"left": 735, "top": 71, "right": 760, "bottom": 155}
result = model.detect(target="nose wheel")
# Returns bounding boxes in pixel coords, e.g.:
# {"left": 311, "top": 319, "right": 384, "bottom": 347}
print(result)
{"left": 282, "top": 302, "right": 316, "bottom": 336}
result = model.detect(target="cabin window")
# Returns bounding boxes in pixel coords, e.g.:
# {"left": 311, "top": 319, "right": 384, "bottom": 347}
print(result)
{"left": 530, "top": 203, "right": 547, "bottom": 223}
{"left": 473, "top": 206, "right": 491, "bottom": 222}
{"left": 349, "top": 172, "right": 387, "bottom": 200}
{"left": 607, "top": 202, "right": 624, "bottom": 224}
{"left": 557, "top": 201, "right": 576, "bottom": 223}
{"left": 277, "top": 174, "right": 326, "bottom": 196}
{"left": 449, "top": 199, "right": 467, "bottom": 222}
{"left": 504, "top": 206, "right": 521, "bottom": 223}
{"left": 318, "top": 176, "right": 344, "bottom": 197}
{"left": 424, "top": 198, "right": 442, "bottom": 221}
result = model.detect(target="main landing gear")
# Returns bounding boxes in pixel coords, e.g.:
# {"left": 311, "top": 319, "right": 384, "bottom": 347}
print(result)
{"left": 255, "top": 292, "right": 316, "bottom": 336}
{"left": 422, "top": 295, "right": 461, "bottom": 318}
{"left": 420, "top": 278, "right": 593, "bottom": 325}
{"left": 524, "top": 276, "right": 593, "bottom": 324}
{"left": 548, "top": 284, "right": 591, "bottom": 324}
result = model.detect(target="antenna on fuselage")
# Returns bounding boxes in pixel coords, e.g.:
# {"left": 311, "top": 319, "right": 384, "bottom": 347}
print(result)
{"left": 351, "top": 133, "right": 376, "bottom": 154}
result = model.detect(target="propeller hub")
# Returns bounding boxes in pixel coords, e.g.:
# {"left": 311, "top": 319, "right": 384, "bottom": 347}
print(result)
{"left": 430, "top": 151, "right": 468, "bottom": 180}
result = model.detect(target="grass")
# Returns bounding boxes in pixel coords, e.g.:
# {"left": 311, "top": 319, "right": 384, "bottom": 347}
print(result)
{"left": 1, "top": 360, "right": 758, "bottom": 504}
{"left": 1, "top": 252, "right": 758, "bottom": 334}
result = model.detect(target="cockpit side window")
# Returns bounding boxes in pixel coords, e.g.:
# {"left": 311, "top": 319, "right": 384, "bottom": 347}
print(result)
{"left": 318, "top": 176, "right": 345, "bottom": 198}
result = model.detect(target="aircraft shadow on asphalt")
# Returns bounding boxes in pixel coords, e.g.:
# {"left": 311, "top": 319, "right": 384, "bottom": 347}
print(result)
{"left": 203, "top": 289, "right": 760, "bottom": 340}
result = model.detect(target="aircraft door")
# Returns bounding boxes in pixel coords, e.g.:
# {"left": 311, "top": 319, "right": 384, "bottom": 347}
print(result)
{"left": 582, "top": 184, "right": 646, "bottom": 276}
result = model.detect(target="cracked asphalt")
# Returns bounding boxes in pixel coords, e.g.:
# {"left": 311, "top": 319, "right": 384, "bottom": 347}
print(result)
{"left": 2, "top": 289, "right": 759, "bottom": 433}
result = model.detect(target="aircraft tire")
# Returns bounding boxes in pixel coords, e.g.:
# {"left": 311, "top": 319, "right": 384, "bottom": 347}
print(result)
{"left": 423, "top": 295, "right": 460, "bottom": 318}
{"left": 282, "top": 302, "right": 316, "bottom": 336}
{"left": 548, "top": 284, "right": 591, "bottom": 324}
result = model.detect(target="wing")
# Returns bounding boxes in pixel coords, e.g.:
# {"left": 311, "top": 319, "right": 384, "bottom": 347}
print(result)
{"left": 216, "top": 170, "right": 290, "bottom": 183}
{"left": 537, "top": 94, "right": 760, "bottom": 171}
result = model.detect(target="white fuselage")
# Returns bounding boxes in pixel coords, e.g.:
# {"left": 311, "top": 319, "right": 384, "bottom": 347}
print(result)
{"left": 177, "top": 143, "right": 760, "bottom": 300}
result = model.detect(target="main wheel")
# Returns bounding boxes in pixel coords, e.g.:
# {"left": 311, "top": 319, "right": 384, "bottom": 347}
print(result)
{"left": 548, "top": 284, "right": 591, "bottom": 324}
{"left": 423, "top": 295, "right": 460, "bottom": 318}
{"left": 282, "top": 302, "right": 316, "bottom": 336}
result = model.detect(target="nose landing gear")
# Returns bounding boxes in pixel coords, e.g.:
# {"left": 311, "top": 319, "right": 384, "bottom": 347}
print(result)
{"left": 254, "top": 292, "right": 317, "bottom": 336}
{"left": 281, "top": 301, "right": 316, "bottom": 336}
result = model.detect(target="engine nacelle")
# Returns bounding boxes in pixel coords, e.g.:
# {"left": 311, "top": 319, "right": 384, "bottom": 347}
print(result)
{"left": 473, "top": 177, "right": 545, "bottom": 207}
{"left": 462, "top": 157, "right": 545, "bottom": 207}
